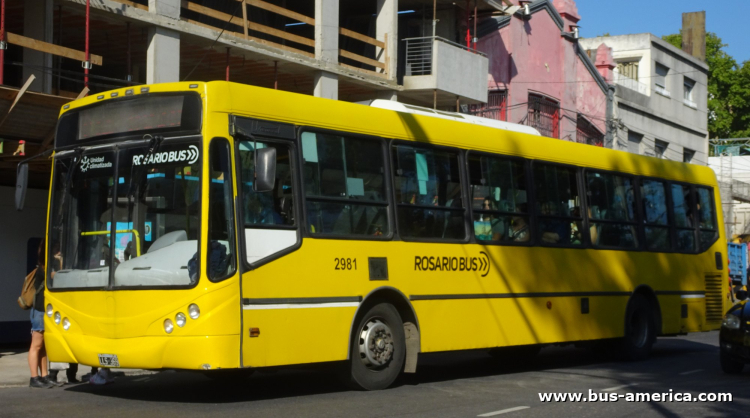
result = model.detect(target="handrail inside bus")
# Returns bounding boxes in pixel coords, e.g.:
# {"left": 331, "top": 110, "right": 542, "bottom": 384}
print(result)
{"left": 80, "top": 230, "right": 141, "bottom": 257}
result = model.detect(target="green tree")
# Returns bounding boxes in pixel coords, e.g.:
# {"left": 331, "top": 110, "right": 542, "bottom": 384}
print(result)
{"left": 734, "top": 63, "right": 750, "bottom": 137}
{"left": 662, "top": 32, "right": 749, "bottom": 139}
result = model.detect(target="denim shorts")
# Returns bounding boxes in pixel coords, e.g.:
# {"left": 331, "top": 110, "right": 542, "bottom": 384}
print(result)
{"left": 30, "top": 308, "right": 44, "bottom": 333}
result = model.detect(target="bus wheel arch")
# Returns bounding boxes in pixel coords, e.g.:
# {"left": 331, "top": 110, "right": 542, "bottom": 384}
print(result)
{"left": 350, "top": 287, "right": 420, "bottom": 373}
{"left": 619, "top": 288, "right": 659, "bottom": 360}
{"left": 632, "top": 285, "right": 662, "bottom": 336}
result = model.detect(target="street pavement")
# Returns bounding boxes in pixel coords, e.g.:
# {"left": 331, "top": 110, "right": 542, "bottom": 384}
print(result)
{"left": 0, "top": 331, "right": 747, "bottom": 418}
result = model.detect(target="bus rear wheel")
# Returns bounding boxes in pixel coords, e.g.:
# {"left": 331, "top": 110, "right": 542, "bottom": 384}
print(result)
{"left": 618, "top": 294, "right": 656, "bottom": 361}
{"left": 343, "top": 302, "right": 405, "bottom": 391}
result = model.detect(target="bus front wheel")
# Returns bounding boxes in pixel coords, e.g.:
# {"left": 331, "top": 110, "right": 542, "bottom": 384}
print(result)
{"left": 619, "top": 294, "right": 656, "bottom": 361}
{"left": 343, "top": 302, "right": 405, "bottom": 390}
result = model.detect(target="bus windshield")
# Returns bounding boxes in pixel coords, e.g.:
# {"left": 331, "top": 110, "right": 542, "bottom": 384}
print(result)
{"left": 48, "top": 141, "right": 201, "bottom": 290}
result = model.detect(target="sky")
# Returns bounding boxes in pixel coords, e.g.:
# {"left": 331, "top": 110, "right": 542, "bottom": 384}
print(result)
{"left": 574, "top": 0, "right": 750, "bottom": 64}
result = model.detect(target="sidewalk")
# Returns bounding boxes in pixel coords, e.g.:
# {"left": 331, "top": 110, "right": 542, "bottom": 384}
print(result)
{"left": 0, "top": 347, "right": 155, "bottom": 388}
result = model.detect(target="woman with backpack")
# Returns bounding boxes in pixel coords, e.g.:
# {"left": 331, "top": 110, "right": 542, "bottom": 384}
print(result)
{"left": 28, "top": 238, "right": 61, "bottom": 388}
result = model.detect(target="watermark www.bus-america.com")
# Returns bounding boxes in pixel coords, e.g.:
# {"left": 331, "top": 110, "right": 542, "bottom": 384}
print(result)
{"left": 539, "top": 389, "right": 732, "bottom": 403}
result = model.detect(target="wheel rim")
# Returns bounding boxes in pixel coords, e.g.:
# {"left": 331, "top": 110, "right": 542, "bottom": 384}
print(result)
{"left": 630, "top": 308, "right": 649, "bottom": 348}
{"left": 358, "top": 318, "right": 394, "bottom": 369}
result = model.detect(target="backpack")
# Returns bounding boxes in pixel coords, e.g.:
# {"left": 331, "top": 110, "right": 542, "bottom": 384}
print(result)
{"left": 18, "top": 267, "right": 38, "bottom": 310}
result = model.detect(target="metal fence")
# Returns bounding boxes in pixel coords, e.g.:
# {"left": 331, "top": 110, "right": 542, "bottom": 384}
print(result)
{"left": 576, "top": 116, "right": 604, "bottom": 147}
{"left": 404, "top": 36, "right": 486, "bottom": 76}
{"left": 467, "top": 90, "right": 507, "bottom": 121}
{"left": 527, "top": 95, "right": 559, "bottom": 138}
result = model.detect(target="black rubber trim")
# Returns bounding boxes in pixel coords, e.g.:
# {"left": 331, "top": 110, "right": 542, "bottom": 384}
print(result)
{"left": 654, "top": 290, "right": 706, "bottom": 296}
{"left": 409, "top": 291, "right": 633, "bottom": 301}
{"left": 243, "top": 296, "right": 363, "bottom": 305}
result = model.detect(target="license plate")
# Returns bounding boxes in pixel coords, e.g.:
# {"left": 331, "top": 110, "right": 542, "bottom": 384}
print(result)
{"left": 98, "top": 354, "right": 120, "bottom": 367}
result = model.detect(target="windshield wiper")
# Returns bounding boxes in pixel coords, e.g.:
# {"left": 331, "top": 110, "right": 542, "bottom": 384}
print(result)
{"left": 127, "top": 134, "right": 164, "bottom": 201}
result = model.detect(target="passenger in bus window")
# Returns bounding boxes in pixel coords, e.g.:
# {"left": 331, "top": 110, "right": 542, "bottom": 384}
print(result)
{"left": 475, "top": 198, "right": 504, "bottom": 241}
{"left": 508, "top": 204, "right": 530, "bottom": 242}
{"left": 539, "top": 201, "right": 569, "bottom": 244}
{"left": 245, "top": 193, "right": 282, "bottom": 225}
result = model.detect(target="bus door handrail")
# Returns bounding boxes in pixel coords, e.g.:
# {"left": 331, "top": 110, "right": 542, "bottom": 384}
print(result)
{"left": 80, "top": 229, "right": 141, "bottom": 257}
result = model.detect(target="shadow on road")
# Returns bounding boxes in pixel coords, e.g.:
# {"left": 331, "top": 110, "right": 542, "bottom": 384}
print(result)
{"left": 61, "top": 335, "right": 744, "bottom": 408}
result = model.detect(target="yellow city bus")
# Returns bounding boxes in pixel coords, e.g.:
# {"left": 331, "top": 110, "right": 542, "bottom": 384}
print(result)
{"left": 26, "top": 81, "right": 729, "bottom": 390}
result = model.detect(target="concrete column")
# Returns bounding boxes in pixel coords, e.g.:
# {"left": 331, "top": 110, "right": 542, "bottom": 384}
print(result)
{"left": 314, "top": 0, "right": 339, "bottom": 98}
{"left": 149, "top": 0, "right": 181, "bottom": 19}
{"left": 376, "top": 0, "right": 397, "bottom": 79}
{"left": 22, "top": 0, "right": 54, "bottom": 93}
{"left": 146, "top": 27, "right": 180, "bottom": 84}
{"left": 315, "top": 0, "right": 338, "bottom": 63}
{"left": 314, "top": 71, "right": 338, "bottom": 100}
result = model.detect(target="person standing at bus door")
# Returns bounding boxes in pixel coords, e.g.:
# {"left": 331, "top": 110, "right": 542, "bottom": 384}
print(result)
{"left": 28, "top": 239, "right": 59, "bottom": 388}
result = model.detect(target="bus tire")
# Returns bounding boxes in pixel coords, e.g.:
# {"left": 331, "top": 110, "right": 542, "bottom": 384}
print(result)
{"left": 344, "top": 302, "right": 405, "bottom": 391}
{"left": 720, "top": 351, "right": 744, "bottom": 374}
{"left": 619, "top": 294, "right": 656, "bottom": 361}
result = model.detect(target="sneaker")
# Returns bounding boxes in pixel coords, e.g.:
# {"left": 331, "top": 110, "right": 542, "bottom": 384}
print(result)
{"left": 67, "top": 376, "right": 81, "bottom": 384}
{"left": 81, "top": 372, "right": 93, "bottom": 383}
{"left": 42, "top": 376, "right": 64, "bottom": 387}
{"left": 89, "top": 369, "right": 114, "bottom": 386}
{"left": 29, "top": 377, "right": 54, "bottom": 389}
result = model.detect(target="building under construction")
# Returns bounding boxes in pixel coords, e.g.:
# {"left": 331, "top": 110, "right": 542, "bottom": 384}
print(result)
{"left": 0, "top": 0, "right": 522, "bottom": 341}
{"left": 0, "top": 0, "right": 518, "bottom": 187}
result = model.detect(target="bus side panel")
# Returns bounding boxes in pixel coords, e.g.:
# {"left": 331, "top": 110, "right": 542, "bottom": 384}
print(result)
{"left": 241, "top": 306, "right": 356, "bottom": 367}
{"left": 414, "top": 296, "right": 628, "bottom": 352}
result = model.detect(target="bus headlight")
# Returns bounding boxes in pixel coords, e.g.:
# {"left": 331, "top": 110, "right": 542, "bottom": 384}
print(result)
{"left": 175, "top": 313, "right": 187, "bottom": 328}
{"left": 62, "top": 318, "right": 70, "bottom": 331}
{"left": 164, "top": 319, "right": 174, "bottom": 334}
{"left": 188, "top": 304, "right": 200, "bottom": 320}
{"left": 54, "top": 312, "right": 61, "bottom": 325}
{"left": 46, "top": 304, "right": 53, "bottom": 318}
{"left": 722, "top": 314, "right": 741, "bottom": 330}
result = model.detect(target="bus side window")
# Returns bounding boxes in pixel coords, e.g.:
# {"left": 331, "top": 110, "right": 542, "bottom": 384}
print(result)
{"left": 238, "top": 142, "right": 295, "bottom": 227}
{"left": 586, "top": 171, "right": 638, "bottom": 249}
{"left": 207, "top": 139, "right": 237, "bottom": 282}
{"left": 697, "top": 187, "right": 718, "bottom": 251}
{"left": 467, "top": 154, "right": 529, "bottom": 243}
{"left": 670, "top": 184, "right": 696, "bottom": 252}
{"left": 532, "top": 163, "right": 582, "bottom": 246}
{"left": 392, "top": 145, "right": 465, "bottom": 240}
{"left": 302, "top": 132, "right": 388, "bottom": 237}
{"left": 640, "top": 179, "right": 670, "bottom": 251}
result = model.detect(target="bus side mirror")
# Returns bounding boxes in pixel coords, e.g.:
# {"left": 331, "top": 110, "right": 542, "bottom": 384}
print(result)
{"left": 16, "top": 163, "right": 28, "bottom": 211}
{"left": 254, "top": 147, "right": 276, "bottom": 192}
{"left": 737, "top": 290, "right": 748, "bottom": 301}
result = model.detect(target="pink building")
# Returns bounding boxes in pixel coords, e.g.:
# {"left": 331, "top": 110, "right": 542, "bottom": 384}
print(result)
{"left": 475, "top": 0, "right": 614, "bottom": 146}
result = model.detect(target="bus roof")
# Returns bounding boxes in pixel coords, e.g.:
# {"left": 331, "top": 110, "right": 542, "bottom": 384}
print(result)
{"left": 366, "top": 100, "right": 542, "bottom": 137}
{"left": 58, "top": 81, "right": 717, "bottom": 187}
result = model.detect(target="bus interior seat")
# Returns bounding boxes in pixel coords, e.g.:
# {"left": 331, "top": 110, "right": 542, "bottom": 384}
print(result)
{"left": 148, "top": 230, "right": 187, "bottom": 253}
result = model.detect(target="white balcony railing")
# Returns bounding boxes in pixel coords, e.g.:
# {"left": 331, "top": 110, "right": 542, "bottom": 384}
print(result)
{"left": 614, "top": 72, "right": 649, "bottom": 95}
{"left": 402, "top": 36, "right": 489, "bottom": 104}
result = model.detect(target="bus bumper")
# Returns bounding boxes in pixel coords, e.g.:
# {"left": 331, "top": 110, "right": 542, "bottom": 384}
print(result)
{"left": 45, "top": 332, "right": 240, "bottom": 370}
